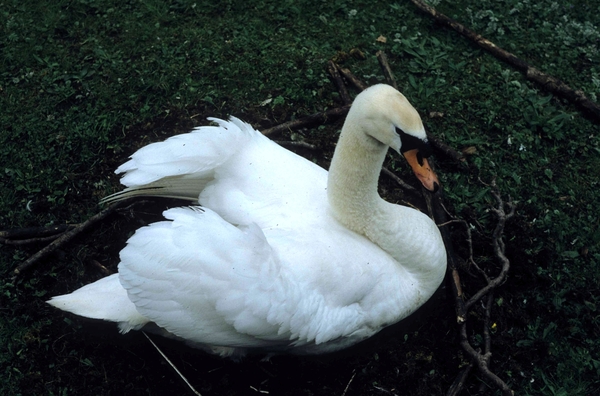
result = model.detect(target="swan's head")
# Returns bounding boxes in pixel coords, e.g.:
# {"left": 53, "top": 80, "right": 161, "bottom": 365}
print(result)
{"left": 349, "top": 84, "right": 440, "bottom": 192}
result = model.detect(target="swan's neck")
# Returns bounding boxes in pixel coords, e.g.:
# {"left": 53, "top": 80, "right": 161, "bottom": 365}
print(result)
{"left": 327, "top": 121, "right": 389, "bottom": 235}
{"left": 327, "top": 121, "right": 446, "bottom": 284}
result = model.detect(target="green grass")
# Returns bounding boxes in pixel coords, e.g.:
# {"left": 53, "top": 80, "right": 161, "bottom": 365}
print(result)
{"left": 1, "top": 0, "right": 599, "bottom": 395}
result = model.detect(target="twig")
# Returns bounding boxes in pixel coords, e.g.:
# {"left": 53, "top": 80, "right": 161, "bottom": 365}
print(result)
{"left": 142, "top": 332, "right": 203, "bottom": 396}
{"left": 409, "top": 0, "right": 600, "bottom": 122}
{"left": 341, "top": 370, "right": 357, "bottom": 396}
{"left": 372, "top": 384, "right": 398, "bottom": 395}
{"left": 462, "top": 189, "right": 514, "bottom": 395}
{"left": 274, "top": 140, "right": 318, "bottom": 150}
{"left": 249, "top": 385, "right": 269, "bottom": 394}
{"left": 458, "top": 323, "right": 512, "bottom": 395}
{"left": 381, "top": 167, "right": 418, "bottom": 193}
{"left": 464, "top": 188, "right": 515, "bottom": 311}
{"left": 431, "top": 181, "right": 515, "bottom": 396}
{"left": 376, "top": 51, "right": 398, "bottom": 90}
{"left": 261, "top": 105, "right": 350, "bottom": 136}
{"left": 12, "top": 199, "right": 135, "bottom": 277}
{"left": 88, "top": 259, "right": 111, "bottom": 276}
{"left": 327, "top": 60, "right": 352, "bottom": 105}
{"left": 425, "top": 132, "right": 464, "bottom": 163}
{"left": 0, "top": 224, "right": 77, "bottom": 240}
{"left": 446, "top": 363, "right": 473, "bottom": 396}
{"left": 1, "top": 234, "right": 69, "bottom": 246}
{"left": 429, "top": 189, "right": 468, "bottom": 325}
{"left": 337, "top": 67, "right": 368, "bottom": 91}
{"left": 479, "top": 291, "right": 495, "bottom": 393}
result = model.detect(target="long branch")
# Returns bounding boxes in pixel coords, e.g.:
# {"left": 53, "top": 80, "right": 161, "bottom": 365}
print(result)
{"left": 433, "top": 184, "right": 515, "bottom": 395}
{"left": 261, "top": 105, "right": 350, "bottom": 136}
{"left": 12, "top": 199, "right": 134, "bottom": 277}
{"left": 410, "top": 0, "right": 600, "bottom": 122}
{"left": 0, "top": 224, "right": 77, "bottom": 240}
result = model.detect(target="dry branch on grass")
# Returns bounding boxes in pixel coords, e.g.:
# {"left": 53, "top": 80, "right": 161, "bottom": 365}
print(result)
{"left": 0, "top": 224, "right": 77, "bottom": 240}
{"left": 8, "top": 199, "right": 137, "bottom": 277}
{"left": 432, "top": 182, "right": 516, "bottom": 396}
{"left": 381, "top": 167, "right": 418, "bottom": 193}
{"left": 455, "top": 186, "right": 515, "bottom": 396}
{"left": 425, "top": 133, "right": 464, "bottom": 163}
{"left": 327, "top": 60, "right": 352, "bottom": 105}
{"left": 261, "top": 105, "right": 350, "bottom": 136}
{"left": 274, "top": 140, "right": 318, "bottom": 150}
{"left": 336, "top": 66, "right": 368, "bottom": 91}
{"left": 1, "top": 232, "right": 75, "bottom": 247}
{"left": 376, "top": 50, "right": 398, "bottom": 91}
{"left": 410, "top": 0, "right": 600, "bottom": 123}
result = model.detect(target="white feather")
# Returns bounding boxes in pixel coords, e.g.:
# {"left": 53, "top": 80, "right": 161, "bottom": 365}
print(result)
{"left": 48, "top": 84, "right": 447, "bottom": 356}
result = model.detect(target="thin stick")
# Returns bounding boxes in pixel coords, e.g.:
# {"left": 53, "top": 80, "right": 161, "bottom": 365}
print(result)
{"left": 1, "top": 234, "right": 67, "bottom": 246}
{"left": 261, "top": 105, "right": 350, "bottom": 136}
{"left": 430, "top": 181, "right": 515, "bottom": 395}
{"left": 12, "top": 199, "right": 134, "bottom": 277}
{"left": 376, "top": 51, "right": 398, "bottom": 90}
{"left": 459, "top": 322, "right": 512, "bottom": 395}
{"left": 327, "top": 60, "right": 352, "bottom": 105}
{"left": 426, "top": 132, "right": 464, "bottom": 163}
{"left": 430, "top": 194, "right": 467, "bottom": 323}
{"left": 337, "top": 67, "right": 368, "bottom": 91}
{"left": 460, "top": 187, "right": 514, "bottom": 396}
{"left": 482, "top": 291, "right": 495, "bottom": 361}
{"left": 142, "top": 332, "right": 203, "bottom": 396}
{"left": 381, "top": 167, "right": 418, "bottom": 193}
{"left": 0, "top": 224, "right": 77, "bottom": 240}
{"left": 89, "top": 259, "right": 111, "bottom": 276}
{"left": 341, "top": 370, "right": 357, "bottom": 396}
{"left": 410, "top": 0, "right": 600, "bottom": 122}
{"left": 464, "top": 189, "right": 515, "bottom": 311}
{"left": 446, "top": 363, "right": 473, "bottom": 396}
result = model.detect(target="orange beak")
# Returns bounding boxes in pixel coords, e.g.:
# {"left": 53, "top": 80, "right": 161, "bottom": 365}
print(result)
{"left": 402, "top": 149, "right": 440, "bottom": 192}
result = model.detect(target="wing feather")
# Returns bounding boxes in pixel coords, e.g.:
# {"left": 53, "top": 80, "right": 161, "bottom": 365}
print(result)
{"left": 118, "top": 206, "right": 291, "bottom": 347}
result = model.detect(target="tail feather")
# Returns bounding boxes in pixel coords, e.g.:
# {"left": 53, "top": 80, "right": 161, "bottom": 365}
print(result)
{"left": 47, "top": 274, "right": 149, "bottom": 333}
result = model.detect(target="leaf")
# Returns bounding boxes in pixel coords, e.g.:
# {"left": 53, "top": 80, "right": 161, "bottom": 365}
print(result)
{"left": 408, "top": 74, "right": 417, "bottom": 90}
{"left": 562, "top": 250, "right": 579, "bottom": 258}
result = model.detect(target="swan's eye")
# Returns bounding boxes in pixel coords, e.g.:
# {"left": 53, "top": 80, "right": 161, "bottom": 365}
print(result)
{"left": 397, "top": 128, "right": 432, "bottom": 158}
{"left": 416, "top": 151, "right": 424, "bottom": 167}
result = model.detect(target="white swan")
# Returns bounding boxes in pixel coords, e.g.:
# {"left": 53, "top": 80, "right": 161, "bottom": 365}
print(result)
{"left": 48, "top": 84, "right": 447, "bottom": 357}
